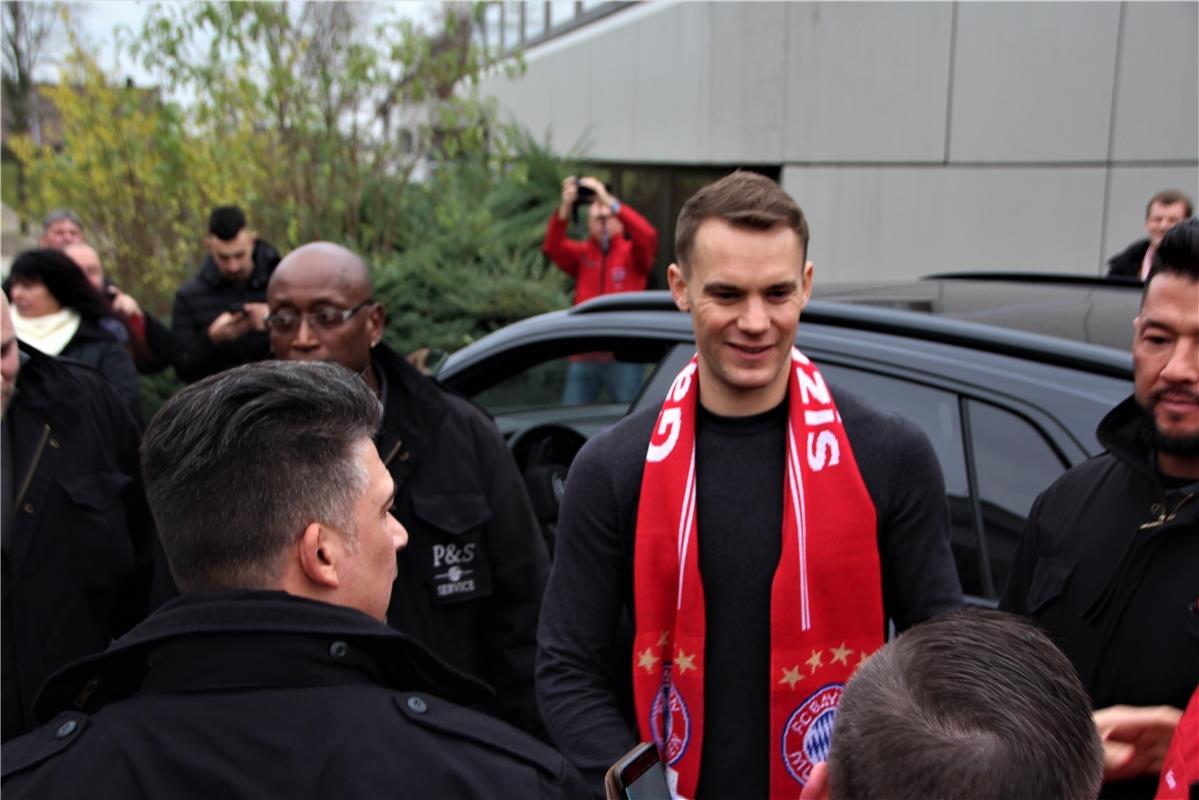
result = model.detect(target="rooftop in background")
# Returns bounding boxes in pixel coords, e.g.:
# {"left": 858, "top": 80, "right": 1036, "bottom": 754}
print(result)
{"left": 475, "top": 1, "right": 636, "bottom": 56}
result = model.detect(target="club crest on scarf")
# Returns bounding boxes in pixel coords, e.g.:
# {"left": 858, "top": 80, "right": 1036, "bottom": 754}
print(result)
{"left": 648, "top": 663, "right": 692, "bottom": 765}
{"left": 782, "top": 683, "right": 842, "bottom": 786}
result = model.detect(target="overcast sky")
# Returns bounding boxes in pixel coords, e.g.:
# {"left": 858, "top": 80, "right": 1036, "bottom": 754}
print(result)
{"left": 55, "top": 1, "right": 441, "bottom": 92}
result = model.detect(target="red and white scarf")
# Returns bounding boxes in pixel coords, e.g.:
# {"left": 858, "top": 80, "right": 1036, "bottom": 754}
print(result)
{"left": 632, "top": 350, "right": 884, "bottom": 800}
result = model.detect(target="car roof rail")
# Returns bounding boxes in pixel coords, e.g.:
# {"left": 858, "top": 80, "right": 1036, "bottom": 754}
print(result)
{"left": 566, "top": 290, "right": 1131, "bottom": 379}
{"left": 801, "top": 300, "right": 1133, "bottom": 379}
{"left": 922, "top": 271, "right": 1143, "bottom": 289}
{"left": 569, "top": 291, "right": 682, "bottom": 314}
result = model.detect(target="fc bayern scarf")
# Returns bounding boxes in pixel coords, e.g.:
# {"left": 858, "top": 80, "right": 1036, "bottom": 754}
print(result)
{"left": 632, "top": 350, "right": 884, "bottom": 800}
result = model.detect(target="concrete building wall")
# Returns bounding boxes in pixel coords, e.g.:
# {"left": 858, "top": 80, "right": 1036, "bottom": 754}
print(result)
{"left": 480, "top": 1, "right": 1198, "bottom": 280}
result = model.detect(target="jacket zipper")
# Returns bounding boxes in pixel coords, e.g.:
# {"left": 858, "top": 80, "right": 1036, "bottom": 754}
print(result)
{"left": 1139, "top": 493, "right": 1196, "bottom": 530}
{"left": 14, "top": 423, "right": 51, "bottom": 509}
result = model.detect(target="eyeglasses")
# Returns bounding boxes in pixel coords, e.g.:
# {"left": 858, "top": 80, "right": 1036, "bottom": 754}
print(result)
{"left": 264, "top": 300, "right": 375, "bottom": 334}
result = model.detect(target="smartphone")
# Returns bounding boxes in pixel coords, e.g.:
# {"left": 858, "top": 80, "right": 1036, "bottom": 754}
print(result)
{"left": 604, "top": 742, "right": 672, "bottom": 800}
{"left": 227, "top": 302, "right": 248, "bottom": 316}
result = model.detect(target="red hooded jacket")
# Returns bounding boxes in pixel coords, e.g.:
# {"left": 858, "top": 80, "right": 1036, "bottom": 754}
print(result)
{"left": 542, "top": 203, "right": 658, "bottom": 305}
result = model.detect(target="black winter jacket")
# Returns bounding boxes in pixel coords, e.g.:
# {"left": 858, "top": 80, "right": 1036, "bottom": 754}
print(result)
{"left": 1105, "top": 238, "right": 1151, "bottom": 280}
{"left": 1, "top": 344, "right": 158, "bottom": 742}
{"left": 372, "top": 343, "right": 551, "bottom": 738}
{"left": 1001, "top": 396, "right": 1199, "bottom": 798}
{"left": 1, "top": 591, "right": 588, "bottom": 799}
{"left": 59, "top": 318, "right": 142, "bottom": 424}
{"left": 169, "top": 239, "right": 281, "bottom": 383}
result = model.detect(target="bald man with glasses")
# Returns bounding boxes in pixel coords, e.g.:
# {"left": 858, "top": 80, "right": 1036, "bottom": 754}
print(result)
{"left": 266, "top": 243, "right": 551, "bottom": 739}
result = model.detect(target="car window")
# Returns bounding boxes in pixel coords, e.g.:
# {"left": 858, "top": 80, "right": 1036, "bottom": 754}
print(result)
{"left": 473, "top": 351, "right": 655, "bottom": 413}
{"left": 966, "top": 400, "right": 1069, "bottom": 598}
{"left": 816, "top": 364, "right": 987, "bottom": 598}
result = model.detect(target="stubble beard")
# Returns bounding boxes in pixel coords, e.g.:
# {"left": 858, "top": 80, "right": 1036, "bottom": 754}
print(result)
{"left": 1141, "top": 407, "right": 1199, "bottom": 457}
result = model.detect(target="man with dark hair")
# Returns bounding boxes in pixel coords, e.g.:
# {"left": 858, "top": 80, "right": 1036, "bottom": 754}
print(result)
{"left": 537, "top": 171, "right": 961, "bottom": 797}
{"left": 170, "top": 205, "right": 281, "bottom": 382}
{"left": 543, "top": 175, "right": 659, "bottom": 404}
{"left": 1003, "top": 218, "right": 1199, "bottom": 797}
{"left": 1106, "top": 189, "right": 1193, "bottom": 281}
{"left": 266, "top": 243, "right": 550, "bottom": 737}
{"left": 37, "top": 210, "right": 83, "bottom": 249}
{"left": 1, "top": 360, "right": 586, "bottom": 798}
{"left": 0, "top": 293, "right": 158, "bottom": 743}
{"left": 799, "top": 609, "right": 1104, "bottom": 800}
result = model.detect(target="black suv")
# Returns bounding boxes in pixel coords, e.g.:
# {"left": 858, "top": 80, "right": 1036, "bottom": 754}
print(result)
{"left": 436, "top": 276, "right": 1139, "bottom": 604}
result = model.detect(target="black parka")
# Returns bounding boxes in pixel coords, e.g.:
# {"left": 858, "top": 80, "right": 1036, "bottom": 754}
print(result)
{"left": 1, "top": 591, "right": 588, "bottom": 799}
{"left": 1001, "top": 396, "right": 1199, "bottom": 798}
{"left": 1, "top": 344, "right": 158, "bottom": 742}
{"left": 372, "top": 343, "right": 551, "bottom": 738}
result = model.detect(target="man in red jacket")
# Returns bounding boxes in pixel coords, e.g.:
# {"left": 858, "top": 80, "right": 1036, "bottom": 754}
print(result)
{"left": 542, "top": 175, "right": 659, "bottom": 404}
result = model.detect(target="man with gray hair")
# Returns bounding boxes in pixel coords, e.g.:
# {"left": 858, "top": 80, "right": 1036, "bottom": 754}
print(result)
{"left": 799, "top": 609, "right": 1104, "bottom": 800}
{"left": 37, "top": 210, "right": 83, "bottom": 249}
{"left": 1, "top": 361, "right": 586, "bottom": 798}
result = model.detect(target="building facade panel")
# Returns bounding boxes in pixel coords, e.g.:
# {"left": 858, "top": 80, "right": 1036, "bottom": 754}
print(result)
{"left": 782, "top": 165, "right": 1107, "bottom": 280}
{"left": 1109, "top": 2, "right": 1199, "bottom": 162}
{"left": 948, "top": 2, "right": 1120, "bottom": 162}
{"left": 782, "top": 2, "right": 953, "bottom": 162}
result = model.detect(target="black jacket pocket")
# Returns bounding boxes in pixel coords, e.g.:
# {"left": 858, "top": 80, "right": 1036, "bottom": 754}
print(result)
{"left": 1027, "top": 557, "right": 1074, "bottom": 614}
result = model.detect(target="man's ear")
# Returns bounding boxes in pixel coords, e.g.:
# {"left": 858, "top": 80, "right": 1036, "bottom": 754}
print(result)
{"left": 800, "top": 260, "right": 815, "bottom": 310}
{"left": 366, "top": 303, "right": 386, "bottom": 349}
{"left": 667, "top": 263, "right": 690, "bottom": 312}
{"left": 297, "top": 522, "right": 341, "bottom": 589}
{"left": 799, "top": 760, "right": 830, "bottom": 800}
{"left": 203, "top": 234, "right": 214, "bottom": 253}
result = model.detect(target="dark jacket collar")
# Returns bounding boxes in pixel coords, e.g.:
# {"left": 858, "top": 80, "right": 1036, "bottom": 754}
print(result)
{"left": 372, "top": 342, "right": 447, "bottom": 467}
{"left": 33, "top": 590, "right": 491, "bottom": 722}
{"left": 1097, "top": 395, "right": 1199, "bottom": 492}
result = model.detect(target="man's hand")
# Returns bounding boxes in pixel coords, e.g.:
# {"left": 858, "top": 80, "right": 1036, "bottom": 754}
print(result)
{"left": 109, "top": 288, "right": 142, "bottom": 320}
{"left": 1094, "top": 704, "right": 1183, "bottom": 781}
{"left": 558, "top": 176, "right": 579, "bottom": 220}
{"left": 207, "top": 302, "right": 268, "bottom": 344}
{"left": 243, "top": 302, "right": 269, "bottom": 330}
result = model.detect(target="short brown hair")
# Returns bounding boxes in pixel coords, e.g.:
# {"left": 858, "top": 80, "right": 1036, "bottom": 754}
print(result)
{"left": 828, "top": 609, "right": 1102, "bottom": 800}
{"left": 1146, "top": 189, "right": 1193, "bottom": 219}
{"left": 674, "top": 171, "right": 810, "bottom": 271}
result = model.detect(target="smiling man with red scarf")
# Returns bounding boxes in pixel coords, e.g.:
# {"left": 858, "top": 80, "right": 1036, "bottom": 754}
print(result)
{"left": 536, "top": 171, "right": 962, "bottom": 799}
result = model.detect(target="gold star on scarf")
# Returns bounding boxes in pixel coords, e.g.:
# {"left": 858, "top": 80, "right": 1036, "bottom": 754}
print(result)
{"left": 656, "top": 631, "right": 672, "bottom": 649}
{"left": 638, "top": 647, "right": 660, "bottom": 673}
{"left": 779, "top": 665, "right": 802, "bottom": 690}
{"left": 806, "top": 649, "right": 823, "bottom": 674}
{"left": 675, "top": 649, "right": 697, "bottom": 674}
{"left": 830, "top": 642, "right": 853, "bottom": 666}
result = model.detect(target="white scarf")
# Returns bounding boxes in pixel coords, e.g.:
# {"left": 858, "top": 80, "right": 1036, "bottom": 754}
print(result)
{"left": 12, "top": 307, "right": 81, "bottom": 356}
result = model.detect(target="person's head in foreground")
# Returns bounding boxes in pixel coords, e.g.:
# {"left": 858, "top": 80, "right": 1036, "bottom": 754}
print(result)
{"left": 801, "top": 608, "right": 1103, "bottom": 800}
{"left": 140, "top": 360, "right": 407, "bottom": 621}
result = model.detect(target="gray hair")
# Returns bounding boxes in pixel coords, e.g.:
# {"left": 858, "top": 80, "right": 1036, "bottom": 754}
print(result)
{"left": 828, "top": 609, "right": 1103, "bottom": 800}
{"left": 41, "top": 208, "right": 82, "bottom": 230}
{"left": 141, "top": 360, "right": 383, "bottom": 591}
